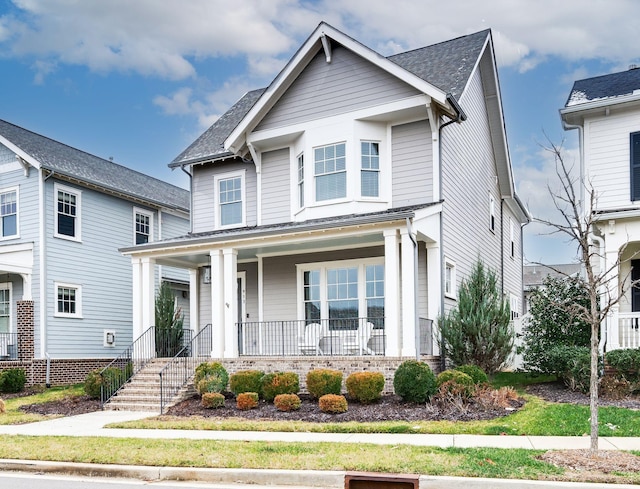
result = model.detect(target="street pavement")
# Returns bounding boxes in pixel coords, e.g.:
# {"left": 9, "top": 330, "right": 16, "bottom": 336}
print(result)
{"left": 0, "top": 410, "right": 639, "bottom": 488}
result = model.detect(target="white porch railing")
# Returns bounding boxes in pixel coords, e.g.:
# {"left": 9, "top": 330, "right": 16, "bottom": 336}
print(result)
{"left": 617, "top": 313, "right": 640, "bottom": 349}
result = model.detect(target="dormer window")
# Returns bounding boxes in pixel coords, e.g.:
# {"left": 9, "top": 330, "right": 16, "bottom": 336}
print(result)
{"left": 314, "top": 142, "right": 346, "bottom": 202}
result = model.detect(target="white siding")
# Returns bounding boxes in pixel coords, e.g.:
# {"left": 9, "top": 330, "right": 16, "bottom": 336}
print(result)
{"left": 260, "top": 148, "right": 291, "bottom": 225}
{"left": 256, "top": 46, "right": 421, "bottom": 131}
{"left": 586, "top": 108, "right": 640, "bottom": 210}
{"left": 191, "top": 161, "right": 257, "bottom": 233}
{"left": 391, "top": 120, "right": 433, "bottom": 206}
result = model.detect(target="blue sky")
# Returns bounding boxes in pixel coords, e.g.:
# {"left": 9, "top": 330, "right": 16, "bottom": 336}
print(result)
{"left": 1, "top": 0, "right": 638, "bottom": 265}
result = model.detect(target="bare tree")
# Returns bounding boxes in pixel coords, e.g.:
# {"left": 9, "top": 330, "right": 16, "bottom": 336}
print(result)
{"left": 535, "top": 140, "right": 632, "bottom": 454}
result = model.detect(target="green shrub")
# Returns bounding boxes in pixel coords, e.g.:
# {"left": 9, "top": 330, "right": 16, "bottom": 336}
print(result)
{"left": 306, "top": 369, "right": 343, "bottom": 399}
{"left": 521, "top": 275, "right": 591, "bottom": 374}
{"left": 260, "top": 372, "right": 299, "bottom": 402}
{"left": 236, "top": 392, "right": 259, "bottom": 410}
{"left": 83, "top": 366, "right": 128, "bottom": 399}
{"left": 436, "top": 369, "right": 475, "bottom": 397}
{"left": 455, "top": 364, "right": 488, "bottom": 385}
{"left": 605, "top": 348, "right": 640, "bottom": 381}
{"left": 319, "top": 394, "right": 348, "bottom": 414}
{"left": 0, "top": 368, "right": 26, "bottom": 393}
{"left": 393, "top": 360, "right": 437, "bottom": 403}
{"left": 84, "top": 369, "right": 103, "bottom": 399}
{"left": 230, "top": 370, "right": 264, "bottom": 396}
{"left": 274, "top": 393, "right": 302, "bottom": 412}
{"left": 438, "top": 260, "right": 514, "bottom": 374}
{"left": 194, "top": 362, "right": 228, "bottom": 395}
{"left": 201, "top": 392, "right": 225, "bottom": 409}
{"left": 544, "top": 345, "right": 592, "bottom": 393}
{"left": 345, "top": 371, "right": 385, "bottom": 404}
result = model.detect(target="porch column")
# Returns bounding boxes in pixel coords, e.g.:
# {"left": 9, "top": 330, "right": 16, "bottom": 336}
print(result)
{"left": 400, "top": 228, "right": 417, "bottom": 357}
{"left": 19, "top": 273, "right": 32, "bottom": 300}
{"left": 188, "top": 268, "right": 198, "bottom": 333}
{"left": 131, "top": 257, "right": 143, "bottom": 339}
{"left": 384, "top": 229, "right": 400, "bottom": 356}
{"left": 140, "top": 257, "right": 156, "bottom": 331}
{"left": 223, "top": 248, "right": 238, "bottom": 358}
{"left": 426, "top": 243, "right": 441, "bottom": 355}
{"left": 210, "top": 250, "right": 224, "bottom": 358}
{"left": 606, "top": 248, "right": 621, "bottom": 349}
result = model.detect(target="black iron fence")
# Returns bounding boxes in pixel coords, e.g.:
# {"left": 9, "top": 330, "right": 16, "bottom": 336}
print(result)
{"left": 0, "top": 332, "right": 18, "bottom": 360}
{"left": 159, "top": 324, "right": 212, "bottom": 413}
{"left": 237, "top": 317, "right": 386, "bottom": 356}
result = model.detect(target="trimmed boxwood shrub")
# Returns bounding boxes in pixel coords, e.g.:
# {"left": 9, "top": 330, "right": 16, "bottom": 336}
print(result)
{"left": 0, "top": 368, "right": 27, "bottom": 393}
{"left": 393, "top": 360, "right": 437, "bottom": 403}
{"left": 345, "top": 371, "right": 385, "bottom": 404}
{"left": 260, "top": 371, "right": 299, "bottom": 402}
{"left": 230, "top": 370, "right": 264, "bottom": 396}
{"left": 274, "top": 393, "right": 302, "bottom": 412}
{"left": 194, "top": 362, "right": 228, "bottom": 395}
{"left": 436, "top": 369, "right": 475, "bottom": 397}
{"left": 84, "top": 366, "right": 129, "bottom": 399}
{"left": 236, "top": 392, "right": 259, "bottom": 410}
{"left": 201, "top": 392, "right": 225, "bottom": 409}
{"left": 84, "top": 369, "right": 103, "bottom": 399}
{"left": 605, "top": 348, "right": 640, "bottom": 381}
{"left": 306, "top": 369, "right": 342, "bottom": 399}
{"left": 455, "top": 364, "right": 488, "bottom": 385}
{"left": 319, "top": 394, "right": 348, "bottom": 414}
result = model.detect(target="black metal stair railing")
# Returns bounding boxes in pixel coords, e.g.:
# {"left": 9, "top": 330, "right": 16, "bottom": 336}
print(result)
{"left": 159, "top": 324, "right": 212, "bottom": 414}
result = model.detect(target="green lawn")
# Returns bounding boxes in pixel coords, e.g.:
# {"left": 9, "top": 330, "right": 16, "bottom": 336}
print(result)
{"left": 0, "top": 384, "right": 86, "bottom": 425}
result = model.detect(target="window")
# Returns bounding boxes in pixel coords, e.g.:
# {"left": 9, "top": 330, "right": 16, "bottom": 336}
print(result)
{"left": 0, "top": 283, "right": 11, "bottom": 334}
{"left": 510, "top": 293, "right": 520, "bottom": 320}
{"left": 297, "top": 154, "right": 304, "bottom": 208}
{"left": 631, "top": 132, "right": 640, "bottom": 201}
{"left": 0, "top": 188, "right": 17, "bottom": 239}
{"left": 489, "top": 194, "right": 496, "bottom": 232}
{"left": 509, "top": 218, "right": 515, "bottom": 257}
{"left": 54, "top": 282, "right": 82, "bottom": 318}
{"left": 444, "top": 259, "right": 456, "bottom": 299}
{"left": 300, "top": 260, "right": 384, "bottom": 330}
{"left": 55, "top": 184, "right": 81, "bottom": 240}
{"left": 361, "top": 141, "right": 379, "bottom": 197}
{"left": 218, "top": 175, "right": 243, "bottom": 227}
{"left": 314, "top": 142, "right": 346, "bottom": 201}
{"left": 134, "top": 209, "right": 152, "bottom": 244}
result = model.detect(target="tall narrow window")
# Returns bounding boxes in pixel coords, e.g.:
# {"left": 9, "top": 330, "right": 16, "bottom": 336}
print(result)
{"left": 218, "top": 176, "right": 243, "bottom": 226}
{"left": 55, "top": 185, "right": 80, "bottom": 240}
{"left": 55, "top": 282, "right": 82, "bottom": 318}
{"left": 135, "top": 210, "right": 152, "bottom": 244}
{"left": 0, "top": 285, "right": 11, "bottom": 334}
{"left": 297, "top": 154, "right": 304, "bottom": 208}
{"left": 445, "top": 260, "right": 456, "bottom": 298}
{"left": 631, "top": 132, "right": 640, "bottom": 201}
{"left": 510, "top": 293, "right": 520, "bottom": 320}
{"left": 365, "top": 264, "right": 384, "bottom": 328}
{"left": 315, "top": 142, "right": 346, "bottom": 201}
{"left": 361, "top": 141, "right": 380, "bottom": 197}
{"left": 0, "top": 189, "right": 17, "bottom": 238}
{"left": 303, "top": 270, "right": 320, "bottom": 323}
{"left": 489, "top": 194, "right": 496, "bottom": 232}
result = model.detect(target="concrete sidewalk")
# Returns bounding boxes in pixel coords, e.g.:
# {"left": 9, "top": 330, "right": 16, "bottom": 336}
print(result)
{"left": 1, "top": 409, "right": 639, "bottom": 451}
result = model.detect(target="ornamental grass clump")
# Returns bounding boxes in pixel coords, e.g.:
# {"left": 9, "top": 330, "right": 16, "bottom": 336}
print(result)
{"left": 260, "top": 371, "right": 299, "bottom": 402}
{"left": 306, "top": 369, "right": 343, "bottom": 399}
{"left": 0, "top": 398, "right": 5, "bottom": 414}
{"left": 345, "top": 371, "right": 385, "bottom": 404}
{"left": 236, "top": 392, "right": 259, "bottom": 410}
{"left": 318, "top": 394, "right": 348, "bottom": 414}
{"left": 393, "top": 360, "right": 437, "bottom": 403}
{"left": 194, "top": 362, "right": 229, "bottom": 395}
{"left": 201, "top": 392, "right": 225, "bottom": 409}
{"left": 274, "top": 393, "right": 302, "bottom": 412}
{"left": 229, "top": 370, "right": 264, "bottom": 397}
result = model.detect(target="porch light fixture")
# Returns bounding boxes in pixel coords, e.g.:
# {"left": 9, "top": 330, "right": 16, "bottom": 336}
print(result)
{"left": 202, "top": 266, "right": 211, "bottom": 284}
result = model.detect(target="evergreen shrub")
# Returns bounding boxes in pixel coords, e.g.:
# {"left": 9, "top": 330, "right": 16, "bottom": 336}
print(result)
{"left": 230, "top": 370, "right": 264, "bottom": 396}
{"left": 274, "top": 393, "right": 302, "bottom": 411}
{"left": 306, "top": 369, "right": 342, "bottom": 399}
{"left": 194, "top": 362, "right": 228, "bottom": 395}
{"left": 393, "top": 360, "right": 437, "bottom": 403}
{"left": 436, "top": 369, "right": 475, "bottom": 397}
{"left": 455, "top": 364, "right": 488, "bottom": 385}
{"left": 201, "top": 392, "right": 225, "bottom": 409}
{"left": 0, "top": 368, "right": 26, "bottom": 393}
{"left": 236, "top": 392, "right": 259, "bottom": 410}
{"left": 260, "top": 372, "right": 299, "bottom": 402}
{"left": 318, "top": 394, "right": 348, "bottom": 413}
{"left": 345, "top": 371, "right": 384, "bottom": 404}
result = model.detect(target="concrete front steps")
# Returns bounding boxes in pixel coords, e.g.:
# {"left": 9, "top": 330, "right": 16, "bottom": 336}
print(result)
{"left": 103, "top": 358, "right": 194, "bottom": 412}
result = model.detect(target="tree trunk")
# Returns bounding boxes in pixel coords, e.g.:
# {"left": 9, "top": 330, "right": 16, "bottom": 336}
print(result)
{"left": 589, "top": 313, "right": 599, "bottom": 454}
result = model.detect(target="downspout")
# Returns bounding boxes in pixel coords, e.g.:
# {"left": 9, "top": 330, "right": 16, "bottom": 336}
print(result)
{"left": 180, "top": 165, "right": 193, "bottom": 234}
{"left": 500, "top": 199, "right": 504, "bottom": 295}
{"left": 406, "top": 218, "right": 419, "bottom": 360}
{"left": 438, "top": 94, "right": 467, "bottom": 371}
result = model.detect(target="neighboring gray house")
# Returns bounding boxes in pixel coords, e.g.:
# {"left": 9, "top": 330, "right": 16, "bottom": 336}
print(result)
{"left": 0, "top": 119, "right": 189, "bottom": 383}
{"left": 122, "top": 23, "right": 528, "bottom": 362}
{"left": 523, "top": 263, "right": 581, "bottom": 313}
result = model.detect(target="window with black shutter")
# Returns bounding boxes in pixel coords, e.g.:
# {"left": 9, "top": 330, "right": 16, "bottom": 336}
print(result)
{"left": 631, "top": 132, "right": 640, "bottom": 201}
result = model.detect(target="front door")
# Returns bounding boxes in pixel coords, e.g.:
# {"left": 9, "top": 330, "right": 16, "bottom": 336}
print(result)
{"left": 632, "top": 260, "right": 640, "bottom": 312}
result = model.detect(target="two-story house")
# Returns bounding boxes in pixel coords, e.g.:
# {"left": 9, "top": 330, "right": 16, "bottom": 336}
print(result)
{"left": 122, "top": 23, "right": 528, "bottom": 367}
{"left": 0, "top": 119, "right": 190, "bottom": 385}
{"left": 561, "top": 66, "right": 640, "bottom": 350}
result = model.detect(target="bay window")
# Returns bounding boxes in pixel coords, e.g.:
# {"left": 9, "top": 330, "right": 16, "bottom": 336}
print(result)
{"left": 361, "top": 141, "right": 380, "bottom": 197}
{"left": 314, "top": 142, "right": 346, "bottom": 201}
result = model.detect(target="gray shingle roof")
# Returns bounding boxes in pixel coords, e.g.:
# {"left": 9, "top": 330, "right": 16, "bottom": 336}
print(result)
{"left": 388, "top": 29, "right": 489, "bottom": 100}
{"left": 0, "top": 119, "right": 189, "bottom": 211}
{"left": 523, "top": 264, "right": 581, "bottom": 289}
{"left": 170, "top": 29, "right": 490, "bottom": 167}
{"left": 565, "top": 67, "right": 640, "bottom": 107}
